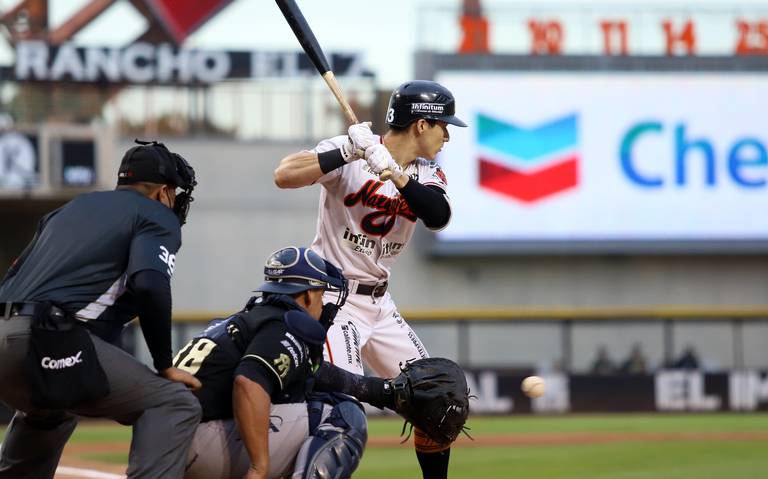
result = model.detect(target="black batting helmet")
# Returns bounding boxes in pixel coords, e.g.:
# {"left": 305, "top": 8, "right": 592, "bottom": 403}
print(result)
{"left": 386, "top": 80, "right": 467, "bottom": 128}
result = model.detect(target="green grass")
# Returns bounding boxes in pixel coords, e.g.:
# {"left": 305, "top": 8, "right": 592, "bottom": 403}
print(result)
{"left": 357, "top": 442, "right": 768, "bottom": 479}
{"left": 2, "top": 414, "right": 767, "bottom": 478}
{"left": 370, "top": 413, "right": 768, "bottom": 436}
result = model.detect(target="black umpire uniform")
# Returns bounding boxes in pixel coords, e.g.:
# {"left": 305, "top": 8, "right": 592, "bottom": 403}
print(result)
{"left": 0, "top": 141, "right": 201, "bottom": 479}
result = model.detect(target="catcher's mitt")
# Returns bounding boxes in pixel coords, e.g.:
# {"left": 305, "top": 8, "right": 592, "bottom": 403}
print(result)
{"left": 390, "top": 357, "right": 470, "bottom": 444}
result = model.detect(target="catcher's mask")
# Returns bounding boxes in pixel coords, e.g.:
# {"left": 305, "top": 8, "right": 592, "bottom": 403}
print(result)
{"left": 118, "top": 139, "right": 197, "bottom": 226}
{"left": 254, "top": 246, "right": 348, "bottom": 310}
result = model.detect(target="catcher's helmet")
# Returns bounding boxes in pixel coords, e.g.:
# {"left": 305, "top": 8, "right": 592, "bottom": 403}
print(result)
{"left": 255, "top": 247, "right": 347, "bottom": 302}
{"left": 386, "top": 80, "right": 467, "bottom": 128}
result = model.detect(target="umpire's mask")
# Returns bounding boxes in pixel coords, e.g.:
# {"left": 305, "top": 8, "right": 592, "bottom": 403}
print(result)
{"left": 119, "top": 139, "right": 197, "bottom": 226}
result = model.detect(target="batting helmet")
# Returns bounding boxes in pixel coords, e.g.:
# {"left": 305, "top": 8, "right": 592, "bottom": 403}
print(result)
{"left": 386, "top": 80, "right": 467, "bottom": 128}
{"left": 255, "top": 247, "right": 347, "bottom": 302}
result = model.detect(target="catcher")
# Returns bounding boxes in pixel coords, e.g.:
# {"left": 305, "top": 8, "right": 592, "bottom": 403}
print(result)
{"left": 179, "top": 247, "right": 469, "bottom": 479}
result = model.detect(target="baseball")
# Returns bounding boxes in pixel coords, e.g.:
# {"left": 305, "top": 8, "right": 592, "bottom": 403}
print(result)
{"left": 521, "top": 376, "right": 545, "bottom": 398}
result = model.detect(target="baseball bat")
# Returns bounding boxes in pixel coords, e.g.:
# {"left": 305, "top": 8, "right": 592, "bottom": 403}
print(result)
{"left": 275, "top": 0, "right": 358, "bottom": 125}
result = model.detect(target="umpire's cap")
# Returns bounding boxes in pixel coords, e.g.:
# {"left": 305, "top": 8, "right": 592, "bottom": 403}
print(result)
{"left": 386, "top": 80, "right": 467, "bottom": 128}
{"left": 117, "top": 139, "right": 191, "bottom": 188}
{"left": 255, "top": 246, "right": 347, "bottom": 296}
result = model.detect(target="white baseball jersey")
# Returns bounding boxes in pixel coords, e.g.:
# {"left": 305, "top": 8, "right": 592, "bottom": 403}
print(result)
{"left": 310, "top": 135, "right": 450, "bottom": 284}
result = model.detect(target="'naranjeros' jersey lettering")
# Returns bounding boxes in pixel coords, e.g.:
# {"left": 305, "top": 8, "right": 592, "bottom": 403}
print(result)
{"left": 343, "top": 180, "right": 417, "bottom": 236}
{"left": 311, "top": 135, "right": 450, "bottom": 283}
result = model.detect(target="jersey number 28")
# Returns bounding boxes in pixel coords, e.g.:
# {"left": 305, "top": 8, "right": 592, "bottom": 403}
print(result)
{"left": 173, "top": 338, "right": 217, "bottom": 375}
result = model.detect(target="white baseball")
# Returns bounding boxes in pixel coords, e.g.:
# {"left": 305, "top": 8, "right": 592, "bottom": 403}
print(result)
{"left": 521, "top": 376, "right": 545, "bottom": 398}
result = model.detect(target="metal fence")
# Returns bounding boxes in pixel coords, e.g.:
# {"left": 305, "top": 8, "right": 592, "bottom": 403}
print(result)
{"left": 0, "top": 77, "right": 379, "bottom": 142}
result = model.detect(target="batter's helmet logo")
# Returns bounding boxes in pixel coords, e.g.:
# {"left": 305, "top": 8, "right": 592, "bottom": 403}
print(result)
{"left": 410, "top": 103, "right": 445, "bottom": 115}
{"left": 477, "top": 112, "right": 579, "bottom": 203}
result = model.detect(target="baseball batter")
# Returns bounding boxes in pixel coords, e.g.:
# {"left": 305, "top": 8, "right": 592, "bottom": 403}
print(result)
{"left": 274, "top": 80, "right": 467, "bottom": 479}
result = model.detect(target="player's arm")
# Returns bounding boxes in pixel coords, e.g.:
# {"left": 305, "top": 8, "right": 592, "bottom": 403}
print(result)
{"left": 314, "top": 362, "right": 394, "bottom": 410}
{"left": 127, "top": 209, "right": 200, "bottom": 390}
{"left": 128, "top": 269, "right": 201, "bottom": 390}
{"left": 233, "top": 320, "right": 306, "bottom": 476}
{"left": 233, "top": 374, "right": 271, "bottom": 479}
{"left": 397, "top": 180, "right": 451, "bottom": 230}
{"left": 273, "top": 149, "right": 326, "bottom": 188}
{"left": 370, "top": 147, "right": 451, "bottom": 229}
{"left": 274, "top": 124, "right": 376, "bottom": 189}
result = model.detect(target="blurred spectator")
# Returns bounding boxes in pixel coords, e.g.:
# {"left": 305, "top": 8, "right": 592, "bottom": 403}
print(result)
{"left": 620, "top": 343, "right": 649, "bottom": 374}
{"left": 673, "top": 346, "right": 701, "bottom": 369}
{"left": 590, "top": 345, "right": 617, "bottom": 375}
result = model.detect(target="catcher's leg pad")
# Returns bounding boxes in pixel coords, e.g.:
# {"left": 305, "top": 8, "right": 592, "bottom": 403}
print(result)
{"left": 292, "top": 400, "right": 368, "bottom": 479}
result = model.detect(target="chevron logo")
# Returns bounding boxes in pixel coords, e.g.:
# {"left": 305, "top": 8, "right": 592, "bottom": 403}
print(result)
{"left": 477, "top": 113, "right": 579, "bottom": 202}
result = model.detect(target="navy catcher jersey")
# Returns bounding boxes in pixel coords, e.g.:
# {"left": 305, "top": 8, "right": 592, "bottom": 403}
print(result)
{"left": 174, "top": 296, "right": 317, "bottom": 422}
{"left": 0, "top": 189, "right": 181, "bottom": 338}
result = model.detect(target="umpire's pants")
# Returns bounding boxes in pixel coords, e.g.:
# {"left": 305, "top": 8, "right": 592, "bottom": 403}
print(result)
{"left": 0, "top": 316, "right": 202, "bottom": 479}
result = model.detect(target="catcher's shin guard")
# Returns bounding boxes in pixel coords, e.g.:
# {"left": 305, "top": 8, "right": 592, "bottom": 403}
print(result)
{"left": 292, "top": 401, "right": 367, "bottom": 479}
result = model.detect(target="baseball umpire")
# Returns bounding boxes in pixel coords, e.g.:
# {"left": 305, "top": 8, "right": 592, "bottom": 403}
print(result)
{"left": 0, "top": 140, "right": 202, "bottom": 478}
{"left": 180, "top": 246, "right": 469, "bottom": 479}
{"left": 274, "top": 80, "right": 467, "bottom": 478}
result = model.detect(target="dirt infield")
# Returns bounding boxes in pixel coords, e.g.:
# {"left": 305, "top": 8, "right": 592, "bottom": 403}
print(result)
{"left": 54, "top": 431, "right": 768, "bottom": 478}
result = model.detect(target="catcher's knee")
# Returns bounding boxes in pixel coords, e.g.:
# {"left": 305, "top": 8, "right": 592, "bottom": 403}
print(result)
{"left": 292, "top": 400, "right": 368, "bottom": 479}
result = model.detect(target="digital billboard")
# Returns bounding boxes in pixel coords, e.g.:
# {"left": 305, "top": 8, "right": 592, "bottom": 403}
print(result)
{"left": 434, "top": 72, "right": 768, "bottom": 253}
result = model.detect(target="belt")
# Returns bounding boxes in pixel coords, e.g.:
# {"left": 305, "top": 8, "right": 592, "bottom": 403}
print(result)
{"left": 1, "top": 301, "right": 41, "bottom": 319}
{"left": 351, "top": 281, "right": 388, "bottom": 297}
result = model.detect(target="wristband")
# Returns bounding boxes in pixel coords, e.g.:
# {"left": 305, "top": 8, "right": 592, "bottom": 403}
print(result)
{"left": 317, "top": 149, "right": 347, "bottom": 174}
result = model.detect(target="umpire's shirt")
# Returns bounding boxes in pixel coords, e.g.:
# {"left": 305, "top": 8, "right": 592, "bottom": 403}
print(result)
{"left": 0, "top": 189, "right": 181, "bottom": 371}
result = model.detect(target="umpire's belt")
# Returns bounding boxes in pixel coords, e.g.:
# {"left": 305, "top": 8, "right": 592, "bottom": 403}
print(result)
{"left": 350, "top": 281, "right": 388, "bottom": 297}
{"left": 1, "top": 301, "right": 48, "bottom": 319}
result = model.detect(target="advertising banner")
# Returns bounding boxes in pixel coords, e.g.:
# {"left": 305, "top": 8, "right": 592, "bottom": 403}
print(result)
{"left": 8, "top": 41, "right": 366, "bottom": 85}
{"left": 435, "top": 72, "right": 768, "bottom": 253}
{"left": 464, "top": 369, "right": 768, "bottom": 414}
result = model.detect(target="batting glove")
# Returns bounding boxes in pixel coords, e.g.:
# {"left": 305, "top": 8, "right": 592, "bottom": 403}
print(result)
{"left": 387, "top": 162, "right": 407, "bottom": 183}
{"left": 348, "top": 122, "right": 377, "bottom": 154}
{"left": 364, "top": 144, "right": 394, "bottom": 174}
{"left": 340, "top": 137, "right": 359, "bottom": 163}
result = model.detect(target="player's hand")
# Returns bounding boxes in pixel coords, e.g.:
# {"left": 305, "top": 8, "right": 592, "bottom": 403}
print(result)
{"left": 340, "top": 137, "right": 359, "bottom": 163}
{"left": 364, "top": 144, "right": 395, "bottom": 174}
{"left": 348, "top": 122, "right": 376, "bottom": 154}
{"left": 159, "top": 367, "right": 202, "bottom": 391}
{"left": 386, "top": 164, "right": 408, "bottom": 188}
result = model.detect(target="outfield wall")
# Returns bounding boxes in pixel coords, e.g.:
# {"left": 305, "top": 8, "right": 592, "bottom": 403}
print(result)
{"left": 108, "top": 138, "right": 768, "bottom": 315}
